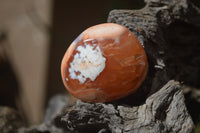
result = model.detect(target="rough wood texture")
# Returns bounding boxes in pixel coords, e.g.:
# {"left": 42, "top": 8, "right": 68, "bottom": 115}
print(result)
{"left": 16, "top": 0, "right": 199, "bottom": 132}
{"left": 17, "top": 81, "right": 194, "bottom": 133}
{"left": 108, "top": 0, "right": 200, "bottom": 98}
{"left": 50, "top": 0, "right": 197, "bottom": 132}
{"left": 52, "top": 81, "right": 193, "bottom": 133}
{"left": 107, "top": 0, "right": 200, "bottom": 125}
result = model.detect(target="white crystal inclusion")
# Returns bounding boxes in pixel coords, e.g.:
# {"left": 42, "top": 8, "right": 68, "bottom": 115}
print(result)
{"left": 69, "top": 43, "right": 106, "bottom": 84}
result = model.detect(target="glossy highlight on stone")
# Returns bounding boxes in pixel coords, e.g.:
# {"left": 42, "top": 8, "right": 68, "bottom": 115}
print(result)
{"left": 61, "top": 23, "right": 148, "bottom": 103}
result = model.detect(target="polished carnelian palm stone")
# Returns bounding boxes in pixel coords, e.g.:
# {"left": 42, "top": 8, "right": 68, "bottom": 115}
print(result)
{"left": 61, "top": 23, "right": 148, "bottom": 103}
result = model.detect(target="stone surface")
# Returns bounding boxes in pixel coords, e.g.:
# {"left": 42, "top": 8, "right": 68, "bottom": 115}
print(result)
{"left": 54, "top": 81, "right": 194, "bottom": 133}
{"left": 61, "top": 23, "right": 148, "bottom": 103}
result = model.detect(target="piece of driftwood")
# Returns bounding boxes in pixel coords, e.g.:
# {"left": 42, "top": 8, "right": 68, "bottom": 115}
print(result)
{"left": 106, "top": 0, "right": 200, "bottom": 109}
{"left": 17, "top": 81, "right": 194, "bottom": 133}
{"left": 53, "top": 80, "right": 193, "bottom": 133}
{"left": 17, "top": 0, "right": 199, "bottom": 132}
{"left": 51, "top": 0, "right": 197, "bottom": 132}
{"left": 108, "top": 0, "right": 200, "bottom": 97}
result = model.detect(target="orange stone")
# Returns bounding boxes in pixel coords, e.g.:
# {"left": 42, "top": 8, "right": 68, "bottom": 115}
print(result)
{"left": 61, "top": 23, "right": 148, "bottom": 103}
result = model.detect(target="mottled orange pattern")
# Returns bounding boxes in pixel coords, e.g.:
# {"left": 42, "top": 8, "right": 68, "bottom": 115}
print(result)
{"left": 61, "top": 23, "right": 148, "bottom": 103}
